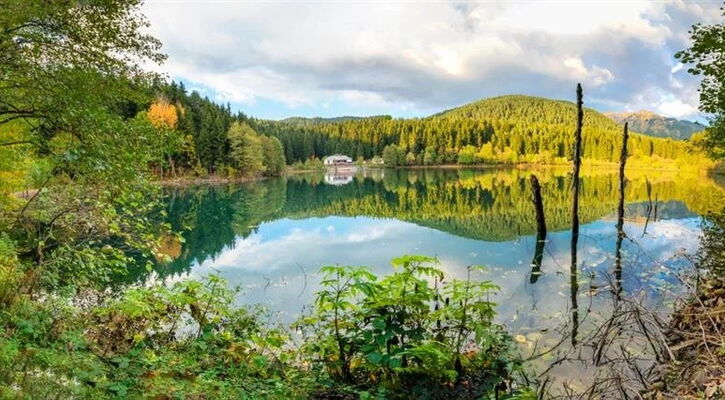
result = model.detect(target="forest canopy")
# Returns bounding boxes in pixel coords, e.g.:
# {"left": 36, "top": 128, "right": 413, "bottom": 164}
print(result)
{"left": 252, "top": 95, "right": 708, "bottom": 168}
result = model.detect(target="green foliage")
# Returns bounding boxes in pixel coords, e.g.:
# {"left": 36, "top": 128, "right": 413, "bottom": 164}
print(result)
{"left": 405, "top": 151, "right": 418, "bottom": 165}
{"left": 261, "top": 135, "right": 287, "bottom": 176}
{"left": 676, "top": 9, "right": 725, "bottom": 159}
{"left": 159, "top": 82, "right": 237, "bottom": 174}
{"left": 0, "top": 268, "right": 305, "bottom": 399}
{"left": 1, "top": 239, "right": 530, "bottom": 399}
{"left": 383, "top": 144, "right": 405, "bottom": 167}
{"left": 0, "top": 0, "right": 167, "bottom": 184}
{"left": 457, "top": 145, "right": 478, "bottom": 164}
{"left": 225, "top": 121, "right": 285, "bottom": 178}
{"left": 290, "top": 157, "right": 326, "bottom": 171}
{"left": 228, "top": 121, "right": 266, "bottom": 177}
{"left": 253, "top": 96, "right": 706, "bottom": 167}
{"left": 5, "top": 183, "right": 170, "bottom": 290}
{"left": 0, "top": 0, "right": 177, "bottom": 291}
{"left": 296, "top": 255, "right": 526, "bottom": 398}
{"left": 423, "top": 146, "right": 439, "bottom": 165}
{"left": 0, "top": 122, "right": 34, "bottom": 198}
{"left": 0, "top": 0, "right": 183, "bottom": 305}
{"left": 88, "top": 274, "right": 298, "bottom": 397}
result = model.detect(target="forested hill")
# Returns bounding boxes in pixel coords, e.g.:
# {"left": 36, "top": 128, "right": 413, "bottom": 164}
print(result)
{"left": 604, "top": 110, "right": 705, "bottom": 140}
{"left": 252, "top": 95, "right": 701, "bottom": 165}
{"left": 436, "top": 95, "right": 624, "bottom": 127}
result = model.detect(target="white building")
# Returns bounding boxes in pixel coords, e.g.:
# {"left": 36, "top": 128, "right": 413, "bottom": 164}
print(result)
{"left": 323, "top": 154, "right": 353, "bottom": 166}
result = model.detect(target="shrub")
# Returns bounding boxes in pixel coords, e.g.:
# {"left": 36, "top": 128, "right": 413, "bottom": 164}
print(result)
{"left": 296, "top": 255, "right": 526, "bottom": 398}
{"left": 405, "top": 151, "right": 417, "bottom": 165}
{"left": 423, "top": 146, "right": 439, "bottom": 165}
{"left": 383, "top": 145, "right": 402, "bottom": 167}
{"left": 458, "top": 145, "right": 478, "bottom": 164}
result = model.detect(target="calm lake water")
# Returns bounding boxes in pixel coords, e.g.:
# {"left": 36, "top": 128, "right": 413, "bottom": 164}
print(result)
{"left": 152, "top": 167, "right": 724, "bottom": 389}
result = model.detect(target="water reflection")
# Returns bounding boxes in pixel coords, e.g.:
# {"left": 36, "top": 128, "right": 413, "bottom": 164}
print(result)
{"left": 148, "top": 167, "right": 724, "bottom": 393}
{"left": 324, "top": 167, "right": 356, "bottom": 185}
{"left": 528, "top": 174, "right": 547, "bottom": 285}
{"left": 159, "top": 168, "right": 723, "bottom": 275}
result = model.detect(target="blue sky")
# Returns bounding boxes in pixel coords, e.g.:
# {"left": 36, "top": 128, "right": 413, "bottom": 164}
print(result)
{"left": 143, "top": 0, "right": 722, "bottom": 121}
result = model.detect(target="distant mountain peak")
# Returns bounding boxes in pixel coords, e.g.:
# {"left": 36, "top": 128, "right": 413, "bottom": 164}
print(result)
{"left": 604, "top": 110, "right": 705, "bottom": 140}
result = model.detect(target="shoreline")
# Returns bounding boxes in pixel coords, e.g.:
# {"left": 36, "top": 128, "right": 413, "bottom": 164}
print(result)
{"left": 155, "top": 175, "right": 267, "bottom": 186}
{"left": 150, "top": 162, "right": 721, "bottom": 187}
{"left": 396, "top": 162, "right": 714, "bottom": 173}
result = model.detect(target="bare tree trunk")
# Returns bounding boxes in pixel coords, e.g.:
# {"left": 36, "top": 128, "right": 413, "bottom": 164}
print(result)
{"left": 571, "top": 83, "right": 583, "bottom": 244}
{"left": 168, "top": 155, "right": 177, "bottom": 178}
{"left": 570, "top": 83, "right": 583, "bottom": 345}
{"left": 530, "top": 175, "right": 547, "bottom": 284}
{"left": 614, "top": 122, "right": 629, "bottom": 297}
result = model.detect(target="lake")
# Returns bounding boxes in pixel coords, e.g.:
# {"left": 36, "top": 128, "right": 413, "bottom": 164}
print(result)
{"left": 152, "top": 167, "right": 724, "bottom": 390}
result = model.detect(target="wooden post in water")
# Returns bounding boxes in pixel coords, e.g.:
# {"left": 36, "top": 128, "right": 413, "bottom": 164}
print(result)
{"left": 614, "top": 122, "right": 629, "bottom": 297}
{"left": 570, "top": 83, "right": 583, "bottom": 345}
{"left": 594, "top": 123, "right": 630, "bottom": 366}
{"left": 531, "top": 175, "right": 547, "bottom": 236}
{"left": 529, "top": 175, "right": 547, "bottom": 284}
{"left": 571, "top": 83, "right": 583, "bottom": 246}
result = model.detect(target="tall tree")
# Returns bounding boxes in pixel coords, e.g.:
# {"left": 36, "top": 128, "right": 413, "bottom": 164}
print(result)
{"left": 228, "top": 121, "right": 265, "bottom": 177}
{"left": 677, "top": 7, "right": 725, "bottom": 159}
{"left": 383, "top": 144, "right": 402, "bottom": 167}
{"left": 261, "top": 135, "right": 286, "bottom": 176}
{"left": 146, "top": 99, "right": 182, "bottom": 177}
{"left": 0, "top": 0, "right": 166, "bottom": 182}
{"left": 147, "top": 99, "right": 178, "bottom": 130}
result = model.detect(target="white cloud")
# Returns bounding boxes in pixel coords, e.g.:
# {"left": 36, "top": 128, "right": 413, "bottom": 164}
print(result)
{"left": 142, "top": 0, "right": 719, "bottom": 119}
{"left": 657, "top": 98, "right": 699, "bottom": 119}
{"left": 205, "top": 218, "right": 406, "bottom": 272}
{"left": 563, "top": 58, "right": 614, "bottom": 87}
{"left": 497, "top": 1, "right": 667, "bottom": 41}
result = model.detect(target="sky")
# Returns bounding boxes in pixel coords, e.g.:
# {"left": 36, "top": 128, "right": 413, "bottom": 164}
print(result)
{"left": 142, "top": 0, "right": 723, "bottom": 121}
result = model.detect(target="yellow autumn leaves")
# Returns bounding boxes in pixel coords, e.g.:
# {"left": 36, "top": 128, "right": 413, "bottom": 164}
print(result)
{"left": 147, "top": 100, "right": 178, "bottom": 130}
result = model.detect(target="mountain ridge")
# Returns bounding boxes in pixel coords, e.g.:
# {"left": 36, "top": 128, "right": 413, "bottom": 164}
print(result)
{"left": 604, "top": 110, "right": 705, "bottom": 140}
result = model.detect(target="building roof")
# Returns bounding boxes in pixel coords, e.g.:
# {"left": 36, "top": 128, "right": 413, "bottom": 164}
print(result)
{"left": 324, "top": 154, "right": 352, "bottom": 160}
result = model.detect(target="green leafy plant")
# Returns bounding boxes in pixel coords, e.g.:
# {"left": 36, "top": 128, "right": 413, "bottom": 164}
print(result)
{"left": 297, "top": 255, "right": 527, "bottom": 398}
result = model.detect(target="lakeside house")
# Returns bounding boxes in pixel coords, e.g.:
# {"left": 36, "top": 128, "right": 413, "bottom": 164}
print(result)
{"left": 323, "top": 154, "right": 353, "bottom": 166}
